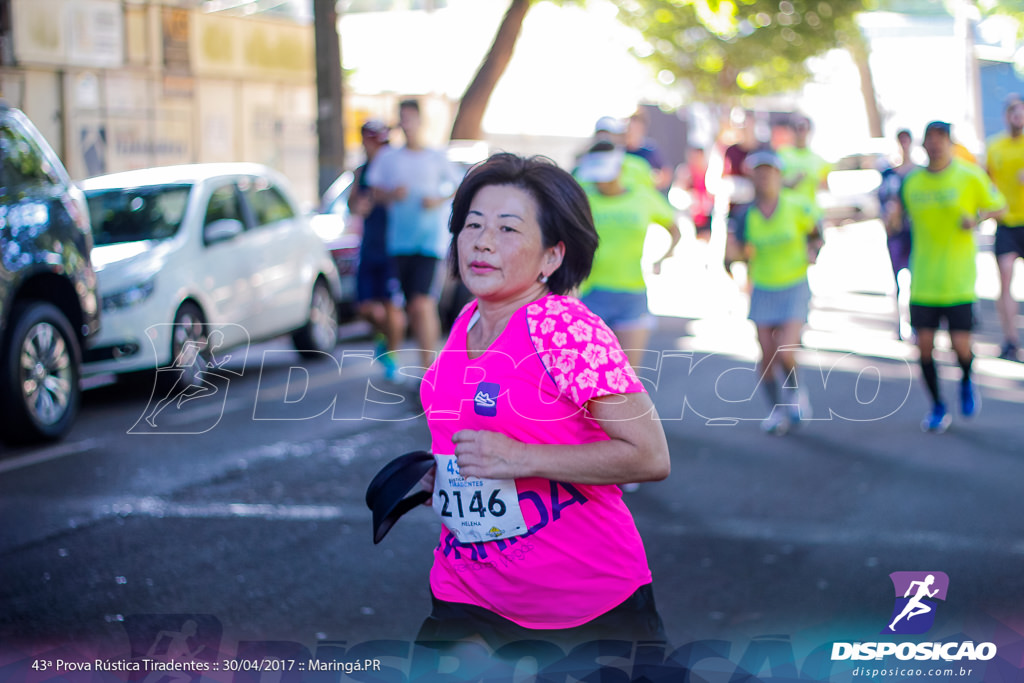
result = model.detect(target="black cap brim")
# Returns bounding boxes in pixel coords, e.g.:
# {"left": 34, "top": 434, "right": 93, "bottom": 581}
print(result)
{"left": 365, "top": 450, "right": 434, "bottom": 544}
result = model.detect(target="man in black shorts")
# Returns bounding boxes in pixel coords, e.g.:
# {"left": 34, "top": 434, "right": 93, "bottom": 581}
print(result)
{"left": 366, "top": 100, "right": 461, "bottom": 372}
{"left": 894, "top": 122, "right": 1006, "bottom": 432}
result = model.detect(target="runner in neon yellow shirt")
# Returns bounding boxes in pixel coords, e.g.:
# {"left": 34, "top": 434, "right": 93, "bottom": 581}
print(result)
{"left": 778, "top": 114, "right": 830, "bottom": 218}
{"left": 584, "top": 184, "right": 676, "bottom": 294}
{"left": 892, "top": 121, "right": 1006, "bottom": 433}
{"left": 728, "top": 149, "right": 823, "bottom": 435}
{"left": 576, "top": 140, "right": 680, "bottom": 369}
{"left": 985, "top": 94, "right": 1024, "bottom": 361}
{"left": 574, "top": 116, "right": 660, "bottom": 193}
{"left": 738, "top": 188, "right": 818, "bottom": 291}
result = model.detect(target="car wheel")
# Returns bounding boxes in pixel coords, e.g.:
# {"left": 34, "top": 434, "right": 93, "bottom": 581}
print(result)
{"left": 292, "top": 279, "right": 339, "bottom": 358}
{"left": 165, "top": 302, "right": 211, "bottom": 389}
{"left": 0, "top": 302, "right": 81, "bottom": 444}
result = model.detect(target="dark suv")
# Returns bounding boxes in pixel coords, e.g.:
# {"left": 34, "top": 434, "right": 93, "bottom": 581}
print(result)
{"left": 0, "top": 103, "right": 100, "bottom": 445}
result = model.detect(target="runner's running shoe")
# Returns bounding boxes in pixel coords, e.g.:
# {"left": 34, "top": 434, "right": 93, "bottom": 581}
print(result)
{"left": 788, "top": 388, "right": 812, "bottom": 427}
{"left": 374, "top": 334, "right": 397, "bottom": 380}
{"left": 999, "top": 341, "right": 1019, "bottom": 362}
{"left": 761, "top": 410, "right": 790, "bottom": 436}
{"left": 921, "top": 403, "right": 951, "bottom": 433}
{"left": 373, "top": 334, "right": 387, "bottom": 357}
{"left": 959, "top": 380, "right": 978, "bottom": 418}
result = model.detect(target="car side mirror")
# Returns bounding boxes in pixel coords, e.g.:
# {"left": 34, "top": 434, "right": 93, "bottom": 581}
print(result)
{"left": 204, "top": 218, "right": 244, "bottom": 244}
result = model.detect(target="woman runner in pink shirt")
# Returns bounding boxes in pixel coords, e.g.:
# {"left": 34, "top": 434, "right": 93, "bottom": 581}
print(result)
{"left": 416, "top": 153, "right": 671, "bottom": 654}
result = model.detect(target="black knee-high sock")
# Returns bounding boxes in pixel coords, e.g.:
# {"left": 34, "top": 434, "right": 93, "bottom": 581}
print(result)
{"left": 760, "top": 363, "right": 781, "bottom": 407}
{"left": 920, "top": 359, "right": 941, "bottom": 405}
{"left": 958, "top": 354, "right": 973, "bottom": 385}
{"left": 762, "top": 375, "right": 780, "bottom": 407}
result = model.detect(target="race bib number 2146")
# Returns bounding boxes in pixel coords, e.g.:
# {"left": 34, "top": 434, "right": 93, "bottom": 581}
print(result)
{"left": 432, "top": 454, "right": 528, "bottom": 544}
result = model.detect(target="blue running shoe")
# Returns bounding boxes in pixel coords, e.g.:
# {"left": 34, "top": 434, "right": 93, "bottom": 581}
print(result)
{"left": 960, "top": 380, "right": 978, "bottom": 418}
{"left": 373, "top": 334, "right": 387, "bottom": 358}
{"left": 921, "top": 403, "right": 951, "bottom": 433}
{"left": 381, "top": 355, "right": 397, "bottom": 381}
{"left": 788, "top": 388, "right": 812, "bottom": 427}
{"left": 374, "top": 334, "right": 398, "bottom": 380}
{"left": 761, "top": 410, "right": 790, "bottom": 436}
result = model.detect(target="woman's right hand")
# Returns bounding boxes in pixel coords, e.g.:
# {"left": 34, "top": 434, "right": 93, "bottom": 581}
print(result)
{"left": 419, "top": 465, "right": 436, "bottom": 505}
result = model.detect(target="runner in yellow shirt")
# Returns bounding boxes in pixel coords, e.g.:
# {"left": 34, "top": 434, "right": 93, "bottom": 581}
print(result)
{"left": 581, "top": 116, "right": 661, "bottom": 192}
{"left": 985, "top": 94, "right": 1024, "bottom": 362}
{"left": 727, "top": 150, "right": 823, "bottom": 435}
{"left": 778, "top": 114, "right": 831, "bottom": 219}
{"left": 892, "top": 121, "right": 1006, "bottom": 433}
{"left": 576, "top": 140, "right": 681, "bottom": 369}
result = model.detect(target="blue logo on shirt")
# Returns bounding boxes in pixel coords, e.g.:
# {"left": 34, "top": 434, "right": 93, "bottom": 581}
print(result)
{"left": 474, "top": 382, "right": 499, "bottom": 417}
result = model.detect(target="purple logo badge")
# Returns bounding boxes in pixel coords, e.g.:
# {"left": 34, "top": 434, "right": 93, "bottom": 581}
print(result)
{"left": 474, "top": 382, "right": 499, "bottom": 417}
{"left": 882, "top": 571, "right": 949, "bottom": 635}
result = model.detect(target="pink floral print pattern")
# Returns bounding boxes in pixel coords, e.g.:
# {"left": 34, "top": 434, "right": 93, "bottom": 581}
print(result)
{"left": 527, "top": 295, "right": 643, "bottom": 405}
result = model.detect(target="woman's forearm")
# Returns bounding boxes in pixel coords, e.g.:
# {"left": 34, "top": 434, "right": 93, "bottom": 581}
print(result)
{"left": 451, "top": 393, "right": 671, "bottom": 485}
{"left": 516, "top": 436, "right": 671, "bottom": 484}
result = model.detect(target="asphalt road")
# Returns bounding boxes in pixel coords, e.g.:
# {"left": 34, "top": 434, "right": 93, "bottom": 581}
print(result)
{"left": 1, "top": 220, "right": 1023, "bottom": 682}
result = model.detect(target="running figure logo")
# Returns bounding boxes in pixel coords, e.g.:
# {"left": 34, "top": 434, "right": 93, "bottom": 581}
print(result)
{"left": 129, "top": 324, "right": 247, "bottom": 435}
{"left": 882, "top": 571, "right": 949, "bottom": 634}
{"left": 122, "top": 613, "right": 221, "bottom": 682}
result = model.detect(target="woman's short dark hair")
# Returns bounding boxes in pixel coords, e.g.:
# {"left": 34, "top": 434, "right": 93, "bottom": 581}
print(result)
{"left": 448, "top": 153, "right": 598, "bottom": 295}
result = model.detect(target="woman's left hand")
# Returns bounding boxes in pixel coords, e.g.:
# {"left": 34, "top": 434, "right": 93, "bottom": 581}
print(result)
{"left": 452, "top": 429, "right": 519, "bottom": 480}
{"left": 418, "top": 465, "right": 436, "bottom": 505}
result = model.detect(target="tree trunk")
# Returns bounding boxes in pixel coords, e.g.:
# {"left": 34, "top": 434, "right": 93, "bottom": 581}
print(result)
{"left": 846, "top": 23, "right": 883, "bottom": 138}
{"left": 314, "top": 0, "right": 345, "bottom": 197}
{"left": 449, "top": 0, "right": 531, "bottom": 141}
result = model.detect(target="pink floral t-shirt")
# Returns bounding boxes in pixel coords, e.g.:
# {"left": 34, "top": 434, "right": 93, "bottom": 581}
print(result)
{"left": 420, "top": 294, "right": 653, "bottom": 629}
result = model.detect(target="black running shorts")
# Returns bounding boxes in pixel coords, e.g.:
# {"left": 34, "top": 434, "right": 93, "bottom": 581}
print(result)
{"left": 416, "top": 583, "right": 667, "bottom": 652}
{"left": 994, "top": 224, "right": 1024, "bottom": 258}
{"left": 909, "top": 303, "right": 975, "bottom": 332}
{"left": 393, "top": 254, "right": 442, "bottom": 300}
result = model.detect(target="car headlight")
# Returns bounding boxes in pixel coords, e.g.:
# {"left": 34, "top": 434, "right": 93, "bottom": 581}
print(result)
{"left": 102, "top": 278, "right": 156, "bottom": 312}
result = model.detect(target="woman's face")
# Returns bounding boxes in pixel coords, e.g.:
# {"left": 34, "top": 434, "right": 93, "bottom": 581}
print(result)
{"left": 457, "top": 184, "right": 563, "bottom": 302}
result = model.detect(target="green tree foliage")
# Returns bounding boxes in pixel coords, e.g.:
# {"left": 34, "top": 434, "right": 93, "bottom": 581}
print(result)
{"left": 978, "top": 0, "right": 1024, "bottom": 38}
{"left": 613, "top": 0, "right": 871, "bottom": 102}
{"left": 989, "top": 0, "right": 1024, "bottom": 13}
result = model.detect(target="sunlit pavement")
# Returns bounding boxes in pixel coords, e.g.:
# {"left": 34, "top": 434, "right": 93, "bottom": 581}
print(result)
{"left": 645, "top": 217, "right": 1024, "bottom": 403}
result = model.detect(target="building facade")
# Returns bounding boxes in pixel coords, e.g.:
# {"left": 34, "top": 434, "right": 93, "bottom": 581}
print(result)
{"left": 0, "top": 0, "right": 323, "bottom": 203}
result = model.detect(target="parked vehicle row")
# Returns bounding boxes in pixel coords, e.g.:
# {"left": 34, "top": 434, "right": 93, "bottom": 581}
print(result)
{"left": 1, "top": 114, "right": 495, "bottom": 446}
{"left": 310, "top": 170, "right": 361, "bottom": 322}
{"left": 1, "top": 104, "right": 360, "bottom": 446}
{"left": 0, "top": 102, "right": 101, "bottom": 445}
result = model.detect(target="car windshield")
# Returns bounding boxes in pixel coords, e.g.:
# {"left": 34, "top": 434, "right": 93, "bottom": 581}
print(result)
{"left": 87, "top": 185, "right": 191, "bottom": 246}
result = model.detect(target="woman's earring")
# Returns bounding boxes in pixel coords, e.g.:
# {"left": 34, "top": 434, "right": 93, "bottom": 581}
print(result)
{"left": 538, "top": 273, "right": 549, "bottom": 284}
